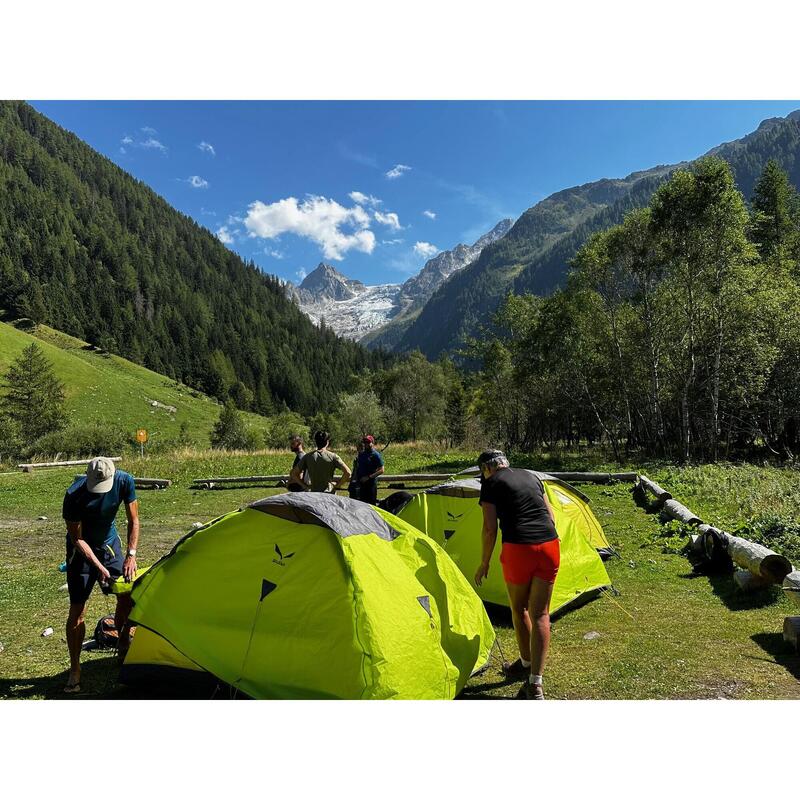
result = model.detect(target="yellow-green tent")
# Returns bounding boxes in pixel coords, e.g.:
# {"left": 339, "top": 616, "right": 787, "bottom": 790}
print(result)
{"left": 121, "top": 493, "right": 495, "bottom": 699}
{"left": 395, "top": 473, "right": 612, "bottom": 613}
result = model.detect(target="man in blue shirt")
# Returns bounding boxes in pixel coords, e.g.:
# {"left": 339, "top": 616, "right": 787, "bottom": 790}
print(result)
{"left": 62, "top": 457, "right": 140, "bottom": 693}
{"left": 355, "top": 435, "right": 385, "bottom": 505}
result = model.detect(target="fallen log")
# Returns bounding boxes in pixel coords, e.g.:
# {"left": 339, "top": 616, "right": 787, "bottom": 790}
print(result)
{"left": 783, "top": 571, "right": 800, "bottom": 609}
{"left": 19, "top": 457, "right": 122, "bottom": 472}
{"left": 190, "top": 473, "right": 470, "bottom": 488}
{"left": 723, "top": 534, "right": 793, "bottom": 584}
{"left": 661, "top": 498, "right": 702, "bottom": 526}
{"left": 74, "top": 475, "right": 171, "bottom": 490}
{"left": 697, "top": 525, "right": 791, "bottom": 583}
{"left": 637, "top": 475, "right": 672, "bottom": 502}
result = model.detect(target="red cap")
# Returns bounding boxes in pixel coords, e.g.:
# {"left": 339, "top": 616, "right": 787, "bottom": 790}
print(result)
{"left": 362, "top": 435, "right": 375, "bottom": 444}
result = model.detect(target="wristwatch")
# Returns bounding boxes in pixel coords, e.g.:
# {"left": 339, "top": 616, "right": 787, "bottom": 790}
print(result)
{"left": 127, "top": 548, "right": 137, "bottom": 557}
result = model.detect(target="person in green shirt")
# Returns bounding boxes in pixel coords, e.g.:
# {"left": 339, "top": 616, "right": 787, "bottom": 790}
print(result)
{"left": 290, "top": 430, "right": 351, "bottom": 493}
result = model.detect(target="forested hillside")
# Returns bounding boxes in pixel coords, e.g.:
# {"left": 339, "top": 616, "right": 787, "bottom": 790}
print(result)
{"left": 394, "top": 111, "right": 800, "bottom": 359}
{"left": 471, "top": 157, "right": 800, "bottom": 462}
{"left": 0, "top": 101, "right": 390, "bottom": 416}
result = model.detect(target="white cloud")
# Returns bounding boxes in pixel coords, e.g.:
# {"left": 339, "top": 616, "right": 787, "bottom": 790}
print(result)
{"left": 120, "top": 132, "right": 166, "bottom": 154}
{"left": 373, "top": 210, "right": 402, "bottom": 231}
{"left": 182, "top": 175, "right": 209, "bottom": 189}
{"left": 382, "top": 238, "right": 404, "bottom": 245}
{"left": 414, "top": 241, "right": 439, "bottom": 259}
{"left": 385, "top": 164, "right": 411, "bottom": 179}
{"left": 198, "top": 141, "right": 216, "bottom": 156}
{"left": 244, "top": 195, "right": 376, "bottom": 261}
{"left": 200, "top": 207, "right": 217, "bottom": 216}
{"left": 141, "top": 126, "right": 157, "bottom": 135}
{"left": 349, "top": 190, "right": 382, "bottom": 207}
{"left": 141, "top": 137, "right": 167, "bottom": 152}
{"left": 266, "top": 248, "right": 285, "bottom": 260}
{"left": 423, "top": 209, "right": 437, "bottom": 220}
{"left": 296, "top": 268, "right": 307, "bottom": 282}
{"left": 119, "top": 147, "right": 126, "bottom": 155}
{"left": 216, "top": 226, "right": 234, "bottom": 244}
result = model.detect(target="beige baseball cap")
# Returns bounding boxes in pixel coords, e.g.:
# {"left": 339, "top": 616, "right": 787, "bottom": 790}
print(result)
{"left": 86, "top": 457, "right": 116, "bottom": 494}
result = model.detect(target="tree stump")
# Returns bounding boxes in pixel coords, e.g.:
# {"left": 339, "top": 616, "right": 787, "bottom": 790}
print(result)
{"left": 783, "top": 617, "right": 800, "bottom": 653}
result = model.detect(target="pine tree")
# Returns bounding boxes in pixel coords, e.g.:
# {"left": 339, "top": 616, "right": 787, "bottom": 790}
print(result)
{"left": 445, "top": 383, "right": 467, "bottom": 447}
{"left": 750, "top": 160, "right": 800, "bottom": 263}
{"left": 1, "top": 343, "right": 66, "bottom": 444}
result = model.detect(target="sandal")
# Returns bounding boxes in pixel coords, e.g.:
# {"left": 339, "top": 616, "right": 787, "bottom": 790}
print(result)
{"left": 64, "top": 677, "right": 81, "bottom": 694}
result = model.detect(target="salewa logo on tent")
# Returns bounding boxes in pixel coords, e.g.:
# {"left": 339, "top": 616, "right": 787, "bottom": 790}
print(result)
{"left": 447, "top": 511, "right": 463, "bottom": 521}
{"left": 272, "top": 543, "right": 295, "bottom": 566}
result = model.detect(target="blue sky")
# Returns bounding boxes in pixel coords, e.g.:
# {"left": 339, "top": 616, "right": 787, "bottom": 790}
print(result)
{"left": 31, "top": 100, "right": 800, "bottom": 286}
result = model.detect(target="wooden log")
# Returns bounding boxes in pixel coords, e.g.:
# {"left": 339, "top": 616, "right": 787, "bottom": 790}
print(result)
{"left": 783, "top": 617, "right": 800, "bottom": 653}
{"left": 733, "top": 569, "right": 771, "bottom": 592}
{"left": 135, "top": 478, "right": 171, "bottom": 489}
{"left": 783, "top": 571, "right": 800, "bottom": 609}
{"left": 724, "top": 535, "right": 793, "bottom": 584}
{"left": 637, "top": 475, "right": 672, "bottom": 502}
{"left": 74, "top": 474, "right": 171, "bottom": 489}
{"left": 190, "top": 473, "right": 466, "bottom": 487}
{"left": 661, "top": 498, "right": 702, "bottom": 526}
{"left": 19, "top": 457, "right": 122, "bottom": 471}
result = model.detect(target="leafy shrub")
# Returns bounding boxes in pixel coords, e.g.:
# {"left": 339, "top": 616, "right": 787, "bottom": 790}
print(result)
{"left": 262, "top": 411, "right": 309, "bottom": 449}
{"left": 735, "top": 513, "right": 800, "bottom": 565}
{"left": 211, "top": 401, "right": 262, "bottom": 451}
{"left": 27, "top": 423, "right": 127, "bottom": 460}
{"left": 649, "top": 519, "right": 694, "bottom": 555}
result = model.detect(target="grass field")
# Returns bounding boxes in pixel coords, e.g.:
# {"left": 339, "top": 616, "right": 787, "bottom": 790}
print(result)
{"left": 1, "top": 446, "right": 798, "bottom": 699}
{"left": 0, "top": 317, "right": 266, "bottom": 449}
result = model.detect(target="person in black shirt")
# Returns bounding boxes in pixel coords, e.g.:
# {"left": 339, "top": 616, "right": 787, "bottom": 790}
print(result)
{"left": 355, "top": 435, "right": 385, "bottom": 505}
{"left": 474, "top": 450, "right": 560, "bottom": 699}
{"left": 287, "top": 434, "right": 307, "bottom": 491}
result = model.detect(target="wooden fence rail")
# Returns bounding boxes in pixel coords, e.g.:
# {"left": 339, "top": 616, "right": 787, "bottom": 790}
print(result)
{"left": 19, "top": 457, "right": 122, "bottom": 472}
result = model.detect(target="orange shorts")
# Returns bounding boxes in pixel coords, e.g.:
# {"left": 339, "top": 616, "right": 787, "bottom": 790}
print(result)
{"left": 500, "top": 539, "right": 560, "bottom": 585}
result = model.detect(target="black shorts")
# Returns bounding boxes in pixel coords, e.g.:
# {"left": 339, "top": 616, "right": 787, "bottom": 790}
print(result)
{"left": 360, "top": 481, "right": 378, "bottom": 506}
{"left": 66, "top": 535, "right": 124, "bottom": 605}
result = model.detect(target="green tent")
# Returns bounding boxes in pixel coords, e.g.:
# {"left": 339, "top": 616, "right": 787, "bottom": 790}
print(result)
{"left": 395, "top": 473, "right": 612, "bottom": 613}
{"left": 121, "top": 493, "right": 495, "bottom": 699}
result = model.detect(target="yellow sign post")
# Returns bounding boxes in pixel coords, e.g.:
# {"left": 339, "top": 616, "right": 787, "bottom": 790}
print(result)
{"left": 136, "top": 429, "right": 148, "bottom": 457}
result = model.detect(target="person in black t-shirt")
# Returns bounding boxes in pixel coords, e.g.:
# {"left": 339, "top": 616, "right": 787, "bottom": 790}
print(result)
{"left": 287, "top": 435, "right": 307, "bottom": 491}
{"left": 474, "top": 450, "right": 560, "bottom": 700}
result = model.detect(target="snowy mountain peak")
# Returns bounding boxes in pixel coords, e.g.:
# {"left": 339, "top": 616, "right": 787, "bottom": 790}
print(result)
{"left": 291, "top": 219, "right": 514, "bottom": 340}
{"left": 297, "top": 262, "right": 365, "bottom": 304}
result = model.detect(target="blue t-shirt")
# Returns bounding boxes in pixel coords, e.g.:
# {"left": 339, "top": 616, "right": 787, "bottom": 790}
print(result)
{"left": 62, "top": 471, "right": 137, "bottom": 547}
{"left": 356, "top": 449, "right": 385, "bottom": 484}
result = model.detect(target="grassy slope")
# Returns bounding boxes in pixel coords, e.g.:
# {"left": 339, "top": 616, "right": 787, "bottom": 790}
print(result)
{"left": 0, "top": 319, "right": 266, "bottom": 449}
{"left": 1, "top": 448, "right": 798, "bottom": 699}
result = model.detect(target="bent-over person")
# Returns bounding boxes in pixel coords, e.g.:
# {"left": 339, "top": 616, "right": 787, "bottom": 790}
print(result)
{"left": 62, "top": 457, "right": 139, "bottom": 693}
{"left": 473, "top": 450, "right": 560, "bottom": 700}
